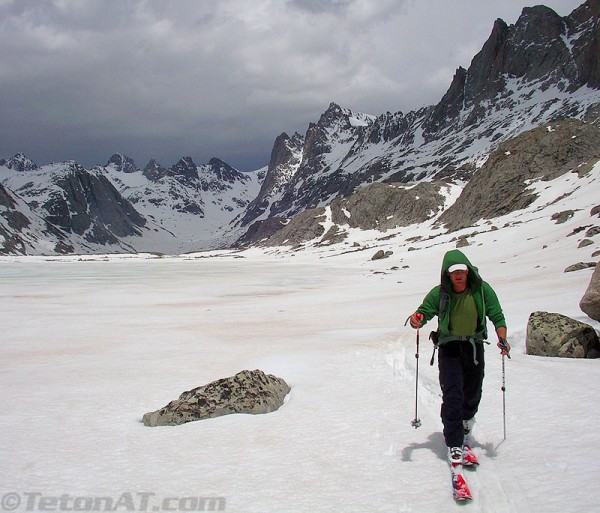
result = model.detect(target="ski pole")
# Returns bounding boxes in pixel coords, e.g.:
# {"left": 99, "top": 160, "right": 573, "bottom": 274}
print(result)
{"left": 498, "top": 338, "right": 510, "bottom": 440}
{"left": 411, "top": 313, "right": 423, "bottom": 429}
{"left": 501, "top": 354, "right": 507, "bottom": 440}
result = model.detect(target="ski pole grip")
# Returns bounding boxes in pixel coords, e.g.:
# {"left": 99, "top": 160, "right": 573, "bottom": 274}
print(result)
{"left": 415, "top": 313, "right": 423, "bottom": 327}
{"left": 499, "top": 337, "right": 511, "bottom": 359}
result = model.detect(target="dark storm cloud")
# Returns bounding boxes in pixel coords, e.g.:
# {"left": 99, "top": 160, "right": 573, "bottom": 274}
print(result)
{"left": 0, "top": 0, "right": 586, "bottom": 170}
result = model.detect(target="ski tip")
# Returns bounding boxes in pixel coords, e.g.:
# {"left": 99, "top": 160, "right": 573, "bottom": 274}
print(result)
{"left": 453, "top": 489, "right": 473, "bottom": 502}
{"left": 452, "top": 473, "right": 473, "bottom": 502}
{"left": 455, "top": 496, "right": 473, "bottom": 502}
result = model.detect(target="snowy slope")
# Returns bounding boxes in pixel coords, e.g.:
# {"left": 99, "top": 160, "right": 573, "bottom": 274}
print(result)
{"left": 0, "top": 154, "right": 598, "bottom": 512}
{"left": 100, "top": 159, "right": 265, "bottom": 252}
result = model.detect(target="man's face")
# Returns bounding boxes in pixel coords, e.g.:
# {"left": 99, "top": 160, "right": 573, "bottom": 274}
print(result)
{"left": 448, "top": 269, "right": 468, "bottom": 293}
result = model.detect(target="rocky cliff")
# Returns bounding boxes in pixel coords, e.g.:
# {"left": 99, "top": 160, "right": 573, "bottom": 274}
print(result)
{"left": 439, "top": 119, "right": 600, "bottom": 232}
{"left": 237, "top": 0, "right": 600, "bottom": 237}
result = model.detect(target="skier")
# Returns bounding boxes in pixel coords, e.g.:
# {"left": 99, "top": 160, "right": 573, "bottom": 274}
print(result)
{"left": 408, "top": 250, "right": 509, "bottom": 483}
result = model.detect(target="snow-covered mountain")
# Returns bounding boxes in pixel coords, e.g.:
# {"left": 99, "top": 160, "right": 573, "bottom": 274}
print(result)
{"left": 0, "top": 153, "right": 265, "bottom": 255}
{"left": 100, "top": 155, "right": 265, "bottom": 252}
{"left": 238, "top": 0, "right": 600, "bottom": 234}
{"left": 244, "top": 117, "right": 600, "bottom": 250}
{"left": 0, "top": 157, "right": 151, "bottom": 254}
{"left": 1, "top": 0, "right": 600, "bottom": 256}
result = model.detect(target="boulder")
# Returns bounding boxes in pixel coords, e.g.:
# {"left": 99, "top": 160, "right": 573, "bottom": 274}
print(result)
{"left": 551, "top": 210, "right": 574, "bottom": 224}
{"left": 585, "top": 226, "right": 600, "bottom": 237}
{"left": 526, "top": 311, "right": 600, "bottom": 358}
{"left": 565, "top": 262, "right": 597, "bottom": 272}
{"left": 580, "top": 263, "right": 600, "bottom": 321}
{"left": 142, "top": 370, "right": 290, "bottom": 427}
{"left": 371, "top": 249, "right": 393, "bottom": 261}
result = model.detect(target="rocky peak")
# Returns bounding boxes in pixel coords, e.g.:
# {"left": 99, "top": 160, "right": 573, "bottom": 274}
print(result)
{"left": 62, "top": 160, "right": 88, "bottom": 176}
{"left": 107, "top": 154, "right": 138, "bottom": 174}
{"left": 207, "top": 157, "right": 241, "bottom": 183}
{"left": 320, "top": 102, "right": 346, "bottom": 124}
{"left": 237, "top": 132, "right": 304, "bottom": 227}
{"left": 142, "top": 158, "right": 168, "bottom": 182}
{"left": 464, "top": 18, "right": 510, "bottom": 107}
{"left": 567, "top": 0, "right": 600, "bottom": 89}
{"left": 425, "top": 3, "right": 595, "bottom": 134}
{"left": 169, "top": 156, "right": 199, "bottom": 184}
{"left": 425, "top": 67, "right": 468, "bottom": 133}
{"left": 512, "top": 5, "right": 564, "bottom": 43}
{"left": 0, "top": 153, "right": 38, "bottom": 172}
{"left": 504, "top": 6, "right": 572, "bottom": 84}
{"left": 270, "top": 133, "right": 297, "bottom": 171}
{"left": 303, "top": 102, "right": 358, "bottom": 148}
{"left": 263, "top": 132, "right": 304, "bottom": 192}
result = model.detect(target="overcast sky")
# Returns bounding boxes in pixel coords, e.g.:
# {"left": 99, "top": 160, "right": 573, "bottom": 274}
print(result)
{"left": 0, "top": 0, "right": 586, "bottom": 171}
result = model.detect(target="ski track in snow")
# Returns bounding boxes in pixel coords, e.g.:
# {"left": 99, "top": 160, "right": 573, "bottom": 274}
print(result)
{"left": 387, "top": 340, "right": 530, "bottom": 512}
{"left": 387, "top": 344, "right": 474, "bottom": 510}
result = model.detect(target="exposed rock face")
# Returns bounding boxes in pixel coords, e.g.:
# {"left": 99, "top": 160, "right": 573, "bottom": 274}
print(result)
{"left": 260, "top": 208, "right": 327, "bottom": 247}
{"left": 526, "top": 311, "right": 600, "bottom": 358}
{"left": 233, "top": 216, "right": 288, "bottom": 247}
{"left": 239, "top": 132, "right": 304, "bottom": 226}
{"left": 169, "top": 156, "right": 200, "bottom": 187}
{"left": 0, "top": 182, "right": 32, "bottom": 253}
{"left": 42, "top": 163, "right": 147, "bottom": 242}
{"left": 238, "top": 181, "right": 447, "bottom": 247}
{"left": 330, "top": 181, "right": 446, "bottom": 231}
{"left": 0, "top": 182, "right": 29, "bottom": 230}
{"left": 0, "top": 181, "right": 74, "bottom": 255}
{"left": 568, "top": 0, "right": 600, "bottom": 89}
{"left": 438, "top": 119, "right": 600, "bottom": 231}
{"left": 107, "top": 154, "right": 138, "bottom": 174}
{"left": 580, "top": 263, "right": 600, "bottom": 321}
{"left": 142, "top": 158, "right": 169, "bottom": 182}
{"left": 204, "top": 158, "right": 245, "bottom": 185}
{"left": 142, "top": 370, "right": 291, "bottom": 427}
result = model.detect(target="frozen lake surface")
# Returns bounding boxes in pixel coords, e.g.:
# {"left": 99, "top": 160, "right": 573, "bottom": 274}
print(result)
{"left": 1, "top": 246, "right": 598, "bottom": 512}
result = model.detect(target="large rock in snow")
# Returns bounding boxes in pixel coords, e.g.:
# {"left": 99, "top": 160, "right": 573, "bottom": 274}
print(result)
{"left": 142, "top": 370, "right": 290, "bottom": 427}
{"left": 526, "top": 311, "right": 600, "bottom": 358}
{"left": 580, "top": 263, "right": 600, "bottom": 321}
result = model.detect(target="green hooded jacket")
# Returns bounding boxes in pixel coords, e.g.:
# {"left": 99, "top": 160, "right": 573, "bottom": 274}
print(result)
{"left": 416, "top": 249, "right": 506, "bottom": 339}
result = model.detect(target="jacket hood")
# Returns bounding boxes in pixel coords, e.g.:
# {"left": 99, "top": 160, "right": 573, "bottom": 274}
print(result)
{"left": 440, "top": 249, "right": 482, "bottom": 291}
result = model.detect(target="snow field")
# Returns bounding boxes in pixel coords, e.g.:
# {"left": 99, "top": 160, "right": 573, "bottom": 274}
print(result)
{"left": 1, "top": 162, "right": 600, "bottom": 512}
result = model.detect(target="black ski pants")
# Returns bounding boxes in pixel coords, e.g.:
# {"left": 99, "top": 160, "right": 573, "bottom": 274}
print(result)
{"left": 438, "top": 340, "right": 485, "bottom": 448}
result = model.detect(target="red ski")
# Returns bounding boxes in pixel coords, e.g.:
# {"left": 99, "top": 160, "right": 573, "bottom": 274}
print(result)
{"left": 451, "top": 467, "right": 473, "bottom": 501}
